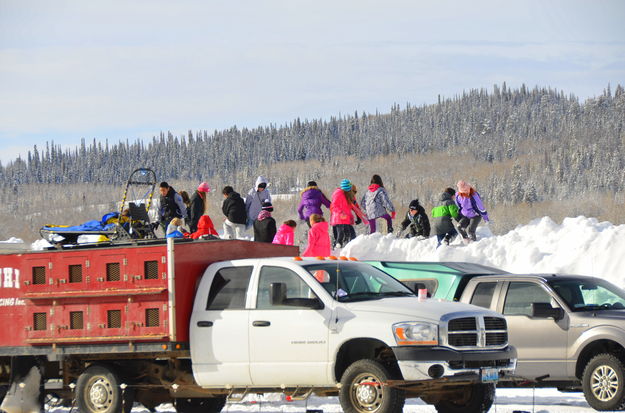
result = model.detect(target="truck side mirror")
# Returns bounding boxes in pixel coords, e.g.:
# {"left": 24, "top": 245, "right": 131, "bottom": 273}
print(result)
{"left": 270, "top": 282, "right": 287, "bottom": 305}
{"left": 532, "top": 302, "right": 564, "bottom": 320}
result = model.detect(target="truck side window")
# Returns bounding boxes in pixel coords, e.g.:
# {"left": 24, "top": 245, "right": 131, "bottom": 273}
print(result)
{"left": 206, "top": 266, "right": 253, "bottom": 310}
{"left": 257, "top": 266, "right": 317, "bottom": 309}
{"left": 503, "top": 282, "right": 552, "bottom": 316}
{"left": 470, "top": 282, "right": 497, "bottom": 309}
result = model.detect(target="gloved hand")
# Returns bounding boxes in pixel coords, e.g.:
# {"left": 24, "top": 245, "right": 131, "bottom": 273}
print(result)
{"left": 355, "top": 217, "right": 362, "bottom": 225}
{"left": 391, "top": 211, "right": 396, "bottom": 219}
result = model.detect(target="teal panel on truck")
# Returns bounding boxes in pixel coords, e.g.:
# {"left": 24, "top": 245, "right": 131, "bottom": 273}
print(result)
{"left": 365, "top": 261, "right": 507, "bottom": 301}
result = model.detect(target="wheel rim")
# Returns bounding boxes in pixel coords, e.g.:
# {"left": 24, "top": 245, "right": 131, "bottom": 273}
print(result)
{"left": 87, "top": 377, "right": 114, "bottom": 411}
{"left": 591, "top": 365, "right": 620, "bottom": 402}
{"left": 350, "top": 373, "right": 384, "bottom": 412}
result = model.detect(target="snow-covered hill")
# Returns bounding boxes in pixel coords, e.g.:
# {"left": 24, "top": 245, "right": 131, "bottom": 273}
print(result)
{"left": 341, "top": 216, "right": 625, "bottom": 287}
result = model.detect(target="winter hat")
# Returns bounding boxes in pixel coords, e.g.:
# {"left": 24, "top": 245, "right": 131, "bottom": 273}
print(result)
{"left": 307, "top": 180, "right": 317, "bottom": 187}
{"left": 261, "top": 201, "right": 274, "bottom": 212}
{"left": 340, "top": 179, "right": 353, "bottom": 191}
{"left": 456, "top": 180, "right": 471, "bottom": 194}
{"left": 197, "top": 182, "right": 210, "bottom": 192}
{"left": 409, "top": 199, "right": 420, "bottom": 210}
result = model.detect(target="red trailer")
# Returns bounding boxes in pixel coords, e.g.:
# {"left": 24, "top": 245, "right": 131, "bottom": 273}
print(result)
{"left": 0, "top": 238, "right": 298, "bottom": 411}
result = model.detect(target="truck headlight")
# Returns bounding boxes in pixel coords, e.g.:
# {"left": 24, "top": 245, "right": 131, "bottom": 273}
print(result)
{"left": 393, "top": 322, "right": 438, "bottom": 346}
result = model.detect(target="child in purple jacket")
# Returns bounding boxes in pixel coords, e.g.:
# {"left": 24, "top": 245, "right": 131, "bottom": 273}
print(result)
{"left": 455, "top": 180, "right": 489, "bottom": 242}
{"left": 297, "top": 181, "right": 331, "bottom": 227}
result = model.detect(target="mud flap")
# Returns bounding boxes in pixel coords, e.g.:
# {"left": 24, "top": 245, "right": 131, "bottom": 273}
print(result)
{"left": 0, "top": 357, "right": 43, "bottom": 413}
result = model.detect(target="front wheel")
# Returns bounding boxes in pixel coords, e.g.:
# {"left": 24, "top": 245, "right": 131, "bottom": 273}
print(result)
{"left": 339, "top": 359, "right": 405, "bottom": 413}
{"left": 75, "top": 364, "right": 133, "bottom": 413}
{"left": 435, "top": 383, "right": 495, "bottom": 413}
{"left": 582, "top": 353, "right": 625, "bottom": 411}
{"left": 175, "top": 396, "right": 226, "bottom": 413}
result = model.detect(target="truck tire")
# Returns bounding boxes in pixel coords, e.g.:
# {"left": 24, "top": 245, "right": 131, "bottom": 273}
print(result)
{"left": 175, "top": 396, "right": 227, "bottom": 413}
{"left": 434, "top": 383, "right": 495, "bottom": 413}
{"left": 339, "top": 359, "right": 405, "bottom": 413}
{"left": 582, "top": 353, "right": 625, "bottom": 411}
{"left": 75, "top": 364, "right": 133, "bottom": 413}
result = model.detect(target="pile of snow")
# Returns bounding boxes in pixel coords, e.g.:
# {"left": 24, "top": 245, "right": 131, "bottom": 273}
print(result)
{"left": 0, "top": 237, "right": 24, "bottom": 244}
{"left": 341, "top": 216, "right": 625, "bottom": 287}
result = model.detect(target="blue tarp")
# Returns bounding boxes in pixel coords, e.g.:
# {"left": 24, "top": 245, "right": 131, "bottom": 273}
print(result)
{"left": 42, "top": 212, "right": 119, "bottom": 233}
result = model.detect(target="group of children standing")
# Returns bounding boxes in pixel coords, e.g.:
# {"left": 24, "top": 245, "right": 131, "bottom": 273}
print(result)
{"left": 159, "top": 174, "right": 490, "bottom": 254}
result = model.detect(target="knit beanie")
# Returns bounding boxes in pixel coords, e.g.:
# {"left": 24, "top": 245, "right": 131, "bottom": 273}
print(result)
{"left": 409, "top": 199, "right": 420, "bottom": 210}
{"left": 307, "top": 180, "right": 317, "bottom": 187}
{"left": 261, "top": 201, "right": 274, "bottom": 212}
{"left": 340, "top": 179, "right": 353, "bottom": 191}
{"left": 197, "top": 182, "right": 211, "bottom": 192}
{"left": 456, "top": 180, "right": 471, "bottom": 194}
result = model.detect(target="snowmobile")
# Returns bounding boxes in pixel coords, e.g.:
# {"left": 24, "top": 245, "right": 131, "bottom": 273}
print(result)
{"left": 39, "top": 168, "right": 158, "bottom": 247}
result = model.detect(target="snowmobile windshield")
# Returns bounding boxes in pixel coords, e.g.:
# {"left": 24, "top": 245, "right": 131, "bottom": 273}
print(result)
{"left": 304, "top": 262, "right": 414, "bottom": 302}
{"left": 548, "top": 278, "right": 625, "bottom": 312}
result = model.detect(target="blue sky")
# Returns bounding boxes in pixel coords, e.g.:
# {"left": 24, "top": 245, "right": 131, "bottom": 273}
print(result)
{"left": 0, "top": 0, "right": 624, "bottom": 164}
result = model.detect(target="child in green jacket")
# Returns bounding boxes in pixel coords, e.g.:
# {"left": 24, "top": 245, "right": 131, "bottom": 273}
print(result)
{"left": 431, "top": 188, "right": 460, "bottom": 247}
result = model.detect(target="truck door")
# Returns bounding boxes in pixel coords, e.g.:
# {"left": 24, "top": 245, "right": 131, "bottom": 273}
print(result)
{"left": 190, "top": 265, "right": 254, "bottom": 386}
{"left": 249, "top": 265, "right": 331, "bottom": 386}
{"left": 499, "top": 281, "right": 568, "bottom": 380}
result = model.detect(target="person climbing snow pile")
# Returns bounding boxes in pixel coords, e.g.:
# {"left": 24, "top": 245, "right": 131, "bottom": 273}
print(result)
{"left": 455, "top": 180, "right": 489, "bottom": 242}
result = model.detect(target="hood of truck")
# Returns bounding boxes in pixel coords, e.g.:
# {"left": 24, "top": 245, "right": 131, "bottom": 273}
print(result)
{"left": 342, "top": 297, "right": 500, "bottom": 323}
{"left": 574, "top": 310, "right": 625, "bottom": 324}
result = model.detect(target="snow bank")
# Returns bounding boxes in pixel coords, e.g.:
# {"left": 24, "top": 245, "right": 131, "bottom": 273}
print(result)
{"left": 0, "top": 237, "right": 24, "bottom": 244}
{"left": 341, "top": 216, "right": 625, "bottom": 286}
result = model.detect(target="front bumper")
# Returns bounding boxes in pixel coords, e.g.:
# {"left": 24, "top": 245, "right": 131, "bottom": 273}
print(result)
{"left": 392, "top": 345, "right": 517, "bottom": 381}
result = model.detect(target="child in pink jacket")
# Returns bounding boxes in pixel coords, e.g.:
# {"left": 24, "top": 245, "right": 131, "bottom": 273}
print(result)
{"left": 303, "top": 214, "right": 331, "bottom": 257}
{"left": 272, "top": 220, "right": 297, "bottom": 246}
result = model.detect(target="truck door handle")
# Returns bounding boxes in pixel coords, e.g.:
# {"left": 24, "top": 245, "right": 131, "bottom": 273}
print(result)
{"left": 197, "top": 321, "right": 213, "bottom": 327}
{"left": 252, "top": 321, "right": 271, "bottom": 327}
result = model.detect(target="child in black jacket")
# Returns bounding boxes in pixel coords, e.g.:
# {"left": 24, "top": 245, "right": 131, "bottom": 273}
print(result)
{"left": 253, "top": 201, "right": 277, "bottom": 243}
{"left": 399, "top": 199, "right": 431, "bottom": 238}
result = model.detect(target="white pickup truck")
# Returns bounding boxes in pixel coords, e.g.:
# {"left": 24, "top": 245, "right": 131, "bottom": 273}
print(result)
{"left": 188, "top": 256, "right": 516, "bottom": 413}
{"left": 0, "top": 240, "right": 516, "bottom": 413}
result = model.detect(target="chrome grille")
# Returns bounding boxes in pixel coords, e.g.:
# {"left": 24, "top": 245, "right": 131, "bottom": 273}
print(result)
{"left": 445, "top": 315, "right": 508, "bottom": 349}
{"left": 484, "top": 317, "right": 507, "bottom": 330}
{"left": 486, "top": 332, "right": 508, "bottom": 346}
{"left": 448, "top": 317, "right": 477, "bottom": 331}
{"left": 449, "top": 333, "right": 478, "bottom": 347}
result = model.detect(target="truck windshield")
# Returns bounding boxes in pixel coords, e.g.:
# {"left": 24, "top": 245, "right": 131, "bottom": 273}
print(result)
{"left": 548, "top": 278, "right": 625, "bottom": 312}
{"left": 303, "top": 262, "right": 414, "bottom": 302}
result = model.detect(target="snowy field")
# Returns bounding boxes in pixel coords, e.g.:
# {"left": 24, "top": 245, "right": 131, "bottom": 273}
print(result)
{"left": 9, "top": 215, "right": 625, "bottom": 412}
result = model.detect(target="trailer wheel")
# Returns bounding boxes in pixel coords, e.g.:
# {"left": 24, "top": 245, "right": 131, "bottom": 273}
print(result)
{"left": 434, "top": 383, "right": 495, "bottom": 413}
{"left": 339, "top": 359, "right": 405, "bottom": 413}
{"left": 582, "top": 353, "right": 625, "bottom": 411}
{"left": 75, "top": 364, "right": 133, "bottom": 413}
{"left": 175, "top": 396, "right": 227, "bottom": 413}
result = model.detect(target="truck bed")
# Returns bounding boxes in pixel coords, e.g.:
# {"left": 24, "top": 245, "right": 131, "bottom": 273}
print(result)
{"left": 0, "top": 239, "right": 298, "bottom": 356}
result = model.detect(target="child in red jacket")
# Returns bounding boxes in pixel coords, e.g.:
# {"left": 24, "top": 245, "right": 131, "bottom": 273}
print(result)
{"left": 303, "top": 214, "right": 331, "bottom": 257}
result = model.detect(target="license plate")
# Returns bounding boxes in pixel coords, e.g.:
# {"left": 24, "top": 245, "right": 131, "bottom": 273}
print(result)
{"left": 481, "top": 368, "right": 499, "bottom": 382}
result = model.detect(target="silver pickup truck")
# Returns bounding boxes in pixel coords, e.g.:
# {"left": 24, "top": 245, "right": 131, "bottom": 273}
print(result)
{"left": 461, "top": 274, "right": 625, "bottom": 411}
